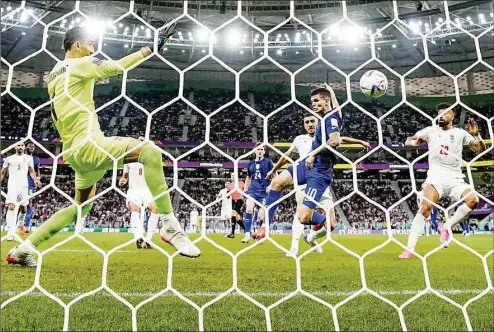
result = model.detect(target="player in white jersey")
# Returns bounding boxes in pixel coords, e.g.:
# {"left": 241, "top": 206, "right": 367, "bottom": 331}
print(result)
{"left": 252, "top": 114, "right": 371, "bottom": 256}
{"left": 217, "top": 182, "right": 232, "bottom": 224}
{"left": 119, "top": 162, "right": 160, "bottom": 249}
{"left": 399, "top": 103, "right": 486, "bottom": 259}
{"left": 0, "top": 142, "right": 41, "bottom": 241}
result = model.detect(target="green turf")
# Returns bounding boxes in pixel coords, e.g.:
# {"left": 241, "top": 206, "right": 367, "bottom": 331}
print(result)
{"left": 1, "top": 233, "right": 493, "bottom": 331}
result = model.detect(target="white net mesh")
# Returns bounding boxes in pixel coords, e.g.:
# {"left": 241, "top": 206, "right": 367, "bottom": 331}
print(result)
{"left": 1, "top": 0, "right": 493, "bottom": 331}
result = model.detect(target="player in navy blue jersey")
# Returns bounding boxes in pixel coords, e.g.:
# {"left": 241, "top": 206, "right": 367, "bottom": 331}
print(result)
{"left": 263, "top": 83, "right": 342, "bottom": 232}
{"left": 21, "top": 142, "right": 40, "bottom": 234}
{"left": 241, "top": 143, "right": 274, "bottom": 243}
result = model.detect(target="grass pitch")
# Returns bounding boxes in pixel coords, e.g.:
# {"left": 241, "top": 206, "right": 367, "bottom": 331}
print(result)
{"left": 1, "top": 232, "right": 493, "bottom": 331}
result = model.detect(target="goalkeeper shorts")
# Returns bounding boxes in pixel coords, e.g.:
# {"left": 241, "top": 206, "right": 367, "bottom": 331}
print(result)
{"left": 66, "top": 135, "right": 137, "bottom": 190}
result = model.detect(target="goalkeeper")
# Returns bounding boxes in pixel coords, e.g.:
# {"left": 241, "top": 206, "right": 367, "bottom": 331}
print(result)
{"left": 7, "top": 26, "right": 200, "bottom": 266}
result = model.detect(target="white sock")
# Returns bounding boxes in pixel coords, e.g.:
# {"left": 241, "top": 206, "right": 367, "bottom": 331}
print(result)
{"left": 18, "top": 239, "right": 35, "bottom": 253}
{"left": 75, "top": 217, "right": 86, "bottom": 234}
{"left": 6, "top": 210, "right": 15, "bottom": 236}
{"left": 16, "top": 212, "right": 26, "bottom": 229}
{"left": 145, "top": 213, "right": 159, "bottom": 242}
{"left": 307, "top": 227, "right": 327, "bottom": 243}
{"left": 407, "top": 213, "right": 426, "bottom": 252}
{"left": 443, "top": 204, "right": 473, "bottom": 230}
{"left": 130, "top": 211, "right": 144, "bottom": 240}
{"left": 290, "top": 216, "right": 304, "bottom": 249}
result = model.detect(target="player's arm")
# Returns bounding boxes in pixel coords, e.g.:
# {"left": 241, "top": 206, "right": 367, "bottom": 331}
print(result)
{"left": 405, "top": 127, "right": 431, "bottom": 147}
{"left": 244, "top": 176, "right": 251, "bottom": 196}
{"left": 0, "top": 166, "right": 7, "bottom": 183}
{"left": 340, "top": 136, "right": 371, "bottom": 150}
{"left": 324, "top": 83, "right": 342, "bottom": 118}
{"left": 119, "top": 165, "right": 129, "bottom": 187}
{"left": 306, "top": 131, "right": 340, "bottom": 170}
{"left": 76, "top": 25, "right": 176, "bottom": 80}
{"left": 267, "top": 147, "right": 294, "bottom": 180}
{"left": 28, "top": 167, "right": 41, "bottom": 188}
{"left": 466, "top": 118, "right": 486, "bottom": 152}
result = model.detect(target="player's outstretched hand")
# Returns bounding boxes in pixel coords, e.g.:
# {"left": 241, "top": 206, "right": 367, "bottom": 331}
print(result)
{"left": 35, "top": 179, "right": 42, "bottom": 188}
{"left": 467, "top": 118, "right": 479, "bottom": 136}
{"left": 360, "top": 140, "right": 371, "bottom": 151}
{"left": 119, "top": 178, "right": 127, "bottom": 188}
{"left": 305, "top": 155, "right": 315, "bottom": 170}
{"left": 157, "top": 20, "right": 177, "bottom": 52}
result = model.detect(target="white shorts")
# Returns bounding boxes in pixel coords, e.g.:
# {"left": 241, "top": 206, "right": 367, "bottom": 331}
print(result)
{"left": 295, "top": 186, "right": 334, "bottom": 210}
{"left": 221, "top": 208, "right": 232, "bottom": 220}
{"left": 5, "top": 186, "right": 29, "bottom": 206}
{"left": 424, "top": 177, "right": 471, "bottom": 201}
{"left": 126, "top": 189, "right": 153, "bottom": 208}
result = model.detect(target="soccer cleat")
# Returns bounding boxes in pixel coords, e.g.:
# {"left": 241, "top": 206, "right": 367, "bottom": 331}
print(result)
{"left": 286, "top": 247, "right": 298, "bottom": 257}
{"left": 136, "top": 238, "right": 143, "bottom": 249}
{"left": 143, "top": 242, "right": 152, "bottom": 249}
{"left": 5, "top": 235, "right": 14, "bottom": 241}
{"left": 398, "top": 251, "right": 414, "bottom": 259}
{"left": 439, "top": 227, "right": 449, "bottom": 248}
{"left": 160, "top": 215, "right": 200, "bottom": 258}
{"left": 252, "top": 227, "right": 265, "bottom": 240}
{"left": 241, "top": 233, "right": 250, "bottom": 243}
{"left": 6, "top": 247, "right": 37, "bottom": 267}
{"left": 303, "top": 234, "right": 323, "bottom": 254}
{"left": 226, "top": 233, "right": 235, "bottom": 239}
{"left": 19, "top": 225, "right": 29, "bottom": 235}
{"left": 464, "top": 232, "right": 472, "bottom": 237}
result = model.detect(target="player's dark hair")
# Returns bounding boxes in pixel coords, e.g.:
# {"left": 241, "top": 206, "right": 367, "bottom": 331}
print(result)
{"left": 310, "top": 87, "right": 330, "bottom": 98}
{"left": 63, "top": 27, "right": 89, "bottom": 52}
{"left": 436, "top": 102, "right": 452, "bottom": 112}
{"left": 254, "top": 142, "right": 263, "bottom": 147}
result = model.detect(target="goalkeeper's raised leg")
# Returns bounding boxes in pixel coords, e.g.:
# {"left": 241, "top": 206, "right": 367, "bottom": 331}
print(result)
{"left": 6, "top": 26, "right": 200, "bottom": 267}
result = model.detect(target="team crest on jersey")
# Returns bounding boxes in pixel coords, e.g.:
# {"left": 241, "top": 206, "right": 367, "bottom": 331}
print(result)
{"left": 450, "top": 134, "right": 455, "bottom": 143}
{"left": 256, "top": 164, "right": 260, "bottom": 169}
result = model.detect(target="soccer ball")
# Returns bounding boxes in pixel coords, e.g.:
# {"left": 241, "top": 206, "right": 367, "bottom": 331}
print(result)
{"left": 359, "top": 70, "right": 388, "bottom": 98}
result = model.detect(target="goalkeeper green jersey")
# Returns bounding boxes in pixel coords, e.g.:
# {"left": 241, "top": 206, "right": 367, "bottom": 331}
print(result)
{"left": 46, "top": 52, "right": 144, "bottom": 158}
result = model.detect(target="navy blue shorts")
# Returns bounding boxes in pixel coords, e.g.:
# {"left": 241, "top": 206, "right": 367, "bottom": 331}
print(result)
{"left": 247, "top": 190, "right": 267, "bottom": 205}
{"left": 287, "top": 161, "right": 333, "bottom": 209}
{"left": 286, "top": 161, "right": 307, "bottom": 186}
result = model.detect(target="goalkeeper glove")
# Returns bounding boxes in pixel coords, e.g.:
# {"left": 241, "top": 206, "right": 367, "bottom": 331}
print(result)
{"left": 157, "top": 20, "right": 177, "bottom": 52}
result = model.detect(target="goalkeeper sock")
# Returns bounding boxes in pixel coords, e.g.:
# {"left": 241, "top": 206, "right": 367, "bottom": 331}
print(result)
{"left": 444, "top": 205, "right": 472, "bottom": 230}
{"left": 130, "top": 211, "right": 144, "bottom": 240}
{"left": 290, "top": 216, "right": 304, "bottom": 249}
{"left": 6, "top": 210, "right": 15, "bottom": 236}
{"left": 406, "top": 213, "right": 426, "bottom": 252}
{"left": 16, "top": 212, "right": 26, "bottom": 229}
{"left": 264, "top": 189, "right": 281, "bottom": 223}
{"left": 27, "top": 205, "right": 78, "bottom": 247}
{"left": 138, "top": 144, "right": 173, "bottom": 214}
{"left": 244, "top": 213, "right": 253, "bottom": 235}
{"left": 145, "top": 213, "right": 159, "bottom": 242}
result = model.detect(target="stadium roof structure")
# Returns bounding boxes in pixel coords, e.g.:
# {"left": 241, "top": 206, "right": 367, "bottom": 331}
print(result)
{"left": 1, "top": 0, "right": 493, "bottom": 76}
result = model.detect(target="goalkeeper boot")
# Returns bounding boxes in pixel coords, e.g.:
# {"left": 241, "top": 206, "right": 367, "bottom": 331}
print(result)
{"left": 398, "top": 251, "right": 414, "bottom": 259}
{"left": 6, "top": 246, "right": 37, "bottom": 267}
{"left": 303, "top": 234, "right": 323, "bottom": 254}
{"left": 160, "top": 214, "right": 200, "bottom": 258}
{"left": 439, "top": 227, "right": 449, "bottom": 248}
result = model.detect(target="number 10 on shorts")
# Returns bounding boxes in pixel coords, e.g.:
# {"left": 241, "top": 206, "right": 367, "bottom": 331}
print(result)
{"left": 304, "top": 187, "right": 318, "bottom": 202}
